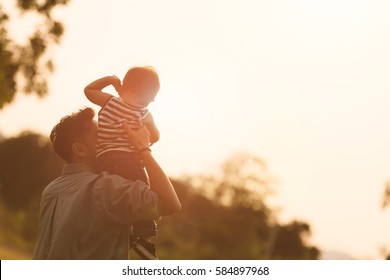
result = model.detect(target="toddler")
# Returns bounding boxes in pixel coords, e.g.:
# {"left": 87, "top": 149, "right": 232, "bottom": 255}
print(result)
{"left": 84, "top": 66, "right": 160, "bottom": 259}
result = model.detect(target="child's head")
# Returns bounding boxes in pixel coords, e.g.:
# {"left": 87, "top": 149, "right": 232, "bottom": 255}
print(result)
{"left": 121, "top": 66, "right": 160, "bottom": 106}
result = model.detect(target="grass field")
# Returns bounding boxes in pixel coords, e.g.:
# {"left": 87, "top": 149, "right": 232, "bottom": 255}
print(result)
{"left": 0, "top": 244, "right": 32, "bottom": 260}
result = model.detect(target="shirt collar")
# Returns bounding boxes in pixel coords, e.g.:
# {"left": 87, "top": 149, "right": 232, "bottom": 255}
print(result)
{"left": 61, "top": 163, "right": 94, "bottom": 175}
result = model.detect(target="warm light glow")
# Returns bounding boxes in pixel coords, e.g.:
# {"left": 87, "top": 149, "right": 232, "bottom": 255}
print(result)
{"left": 0, "top": 0, "right": 389, "bottom": 259}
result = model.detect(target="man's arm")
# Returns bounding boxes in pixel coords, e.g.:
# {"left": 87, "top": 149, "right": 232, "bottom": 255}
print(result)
{"left": 123, "top": 122, "right": 181, "bottom": 215}
{"left": 84, "top": 75, "right": 121, "bottom": 107}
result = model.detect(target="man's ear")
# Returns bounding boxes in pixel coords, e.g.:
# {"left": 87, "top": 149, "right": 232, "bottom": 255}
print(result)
{"left": 72, "top": 143, "right": 88, "bottom": 158}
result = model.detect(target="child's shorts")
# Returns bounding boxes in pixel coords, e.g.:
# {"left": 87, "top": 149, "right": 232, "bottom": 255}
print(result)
{"left": 97, "top": 151, "right": 149, "bottom": 184}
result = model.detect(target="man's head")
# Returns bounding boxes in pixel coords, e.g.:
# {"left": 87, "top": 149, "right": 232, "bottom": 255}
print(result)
{"left": 50, "top": 108, "right": 97, "bottom": 166}
{"left": 121, "top": 66, "right": 160, "bottom": 107}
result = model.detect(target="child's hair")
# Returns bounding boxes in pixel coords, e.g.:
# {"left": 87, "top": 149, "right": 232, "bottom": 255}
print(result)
{"left": 50, "top": 107, "right": 95, "bottom": 162}
{"left": 122, "top": 66, "right": 160, "bottom": 96}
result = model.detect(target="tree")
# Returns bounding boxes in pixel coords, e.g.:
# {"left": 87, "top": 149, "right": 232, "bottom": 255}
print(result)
{"left": 381, "top": 182, "right": 390, "bottom": 259}
{"left": 0, "top": 132, "right": 63, "bottom": 247}
{"left": 205, "top": 152, "right": 275, "bottom": 211}
{"left": 266, "top": 221, "right": 319, "bottom": 260}
{"left": 382, "top": 182, "right": 390, "bottom": 210}
{"left": 0, "top": 143, "right": 319, "bottom": 259}
{"left": 155, "top": 153, "right": 320, "bottom": 260}
{"left": 0, "top": 0, "right": 69, "bottom": 109}
{"left": 0, "top": 131, "right": 63, "bottom": 211}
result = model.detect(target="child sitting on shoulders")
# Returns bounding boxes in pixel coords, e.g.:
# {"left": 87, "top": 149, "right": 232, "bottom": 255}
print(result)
{"left": 84, "top": 66, "right": 161, "bottom": 259}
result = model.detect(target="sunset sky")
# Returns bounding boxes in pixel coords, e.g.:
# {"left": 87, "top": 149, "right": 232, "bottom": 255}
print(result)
{"left": 1, "top": 0, "right": 390, "bottom": 259}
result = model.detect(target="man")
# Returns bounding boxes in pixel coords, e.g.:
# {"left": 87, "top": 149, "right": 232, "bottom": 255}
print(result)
{"left": 32, "top": 108, "right": 181, "bottom": 259}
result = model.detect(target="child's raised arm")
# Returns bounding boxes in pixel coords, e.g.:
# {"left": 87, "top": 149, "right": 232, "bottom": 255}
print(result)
{"left": 84, "top": 75, "right": 122, "bottom": 107}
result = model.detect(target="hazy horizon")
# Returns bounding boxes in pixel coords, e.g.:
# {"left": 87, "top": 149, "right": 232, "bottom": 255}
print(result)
{"left": 1, "top": 0, "right": 390, "bottom": 259}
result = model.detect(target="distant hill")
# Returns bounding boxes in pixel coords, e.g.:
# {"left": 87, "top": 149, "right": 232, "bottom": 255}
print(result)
{"left": 320, "top": 250, "right": 355, "bottom": 260}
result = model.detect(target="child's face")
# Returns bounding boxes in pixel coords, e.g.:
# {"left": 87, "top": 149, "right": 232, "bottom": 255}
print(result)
{"left": 122, "top": 88, "right": 158, "bottom": 107}
{"left": 138, "top": 89, "right": 157, "bottom": 107}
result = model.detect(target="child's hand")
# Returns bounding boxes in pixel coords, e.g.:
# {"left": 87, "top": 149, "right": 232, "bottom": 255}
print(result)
{"left": 111, "top": 75, "right": 122, "bottom": 94}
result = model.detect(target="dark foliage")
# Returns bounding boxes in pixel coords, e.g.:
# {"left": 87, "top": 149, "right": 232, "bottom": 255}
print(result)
{"left": 0, "top": 0, "right": 69, "bottom": 109}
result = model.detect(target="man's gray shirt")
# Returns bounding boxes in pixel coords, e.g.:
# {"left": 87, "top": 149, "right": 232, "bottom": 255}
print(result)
{"left": 33, "top": 163, "right": 159, "bottom": 259}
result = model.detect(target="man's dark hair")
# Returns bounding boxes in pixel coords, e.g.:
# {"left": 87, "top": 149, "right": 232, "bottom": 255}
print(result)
{"left": 50, "top": 108, "right": 95, "bottom": 162}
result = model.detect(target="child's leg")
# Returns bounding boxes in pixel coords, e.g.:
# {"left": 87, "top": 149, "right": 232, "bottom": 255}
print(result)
{"left": 98, "top": 151, "right": 148, "bottom": 183}
{"left": 98, "top": 151, "right": 158, "bottom": 258}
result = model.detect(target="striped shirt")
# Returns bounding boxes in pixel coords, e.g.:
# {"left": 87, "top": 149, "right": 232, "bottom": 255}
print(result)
{"left": 96, "top": 97, "right": 149, "bottom": 157}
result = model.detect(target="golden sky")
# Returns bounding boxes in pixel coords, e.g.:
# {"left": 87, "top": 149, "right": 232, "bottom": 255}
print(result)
{"left": 1, "top": 0, "right": 390, "bottom": 259}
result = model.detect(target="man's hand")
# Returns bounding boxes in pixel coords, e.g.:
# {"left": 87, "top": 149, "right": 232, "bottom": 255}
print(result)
{"left": 123, "top": 120, "right": 181, "bottom": 216}
{"left": 122, "top": 122, "right": 150, "bottom": 150}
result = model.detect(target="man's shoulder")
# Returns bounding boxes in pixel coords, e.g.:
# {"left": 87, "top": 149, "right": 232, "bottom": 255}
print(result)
{"left": 96, "top": 171, "right": 140, "bottom": 187}
{"left": 93, "top": 172, "right": 156, "bottom": 197}
{"left": 42, "top": 167, "right": 100, "bottom": 196}
{"left": 92, "top": 172, "right": 159, "bottom": 222}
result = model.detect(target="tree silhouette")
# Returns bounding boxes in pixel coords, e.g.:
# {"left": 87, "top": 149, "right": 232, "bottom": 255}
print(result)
{"left": 155, "top": 153, "right": 319, "bottom": 260}
{"left": 382, "top": 182, "right": 390, "bottom": 210}
{"left": 266, "top": 221, "right": 319, "bottom": 259}
{"left": 381, "top": 182, "right": 390, "bottom": 259}
{"left": 0, "top": 139, "right": 319, "bottom": 259}
{"left": 216, "top": 153, "right": 275, "bottom": 211}
{"left": 0, "top": 132, "right": 62, "bottom": 245}
{"left": 0, "top": 0, "right": 69, "bottom": 109}
{"left": 0, "top": 132, "right": 63, "bottom": 211}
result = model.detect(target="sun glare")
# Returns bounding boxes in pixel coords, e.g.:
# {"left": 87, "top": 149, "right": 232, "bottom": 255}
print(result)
{"left": 302, "top": 0, "right": 375, "bottom": 24}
